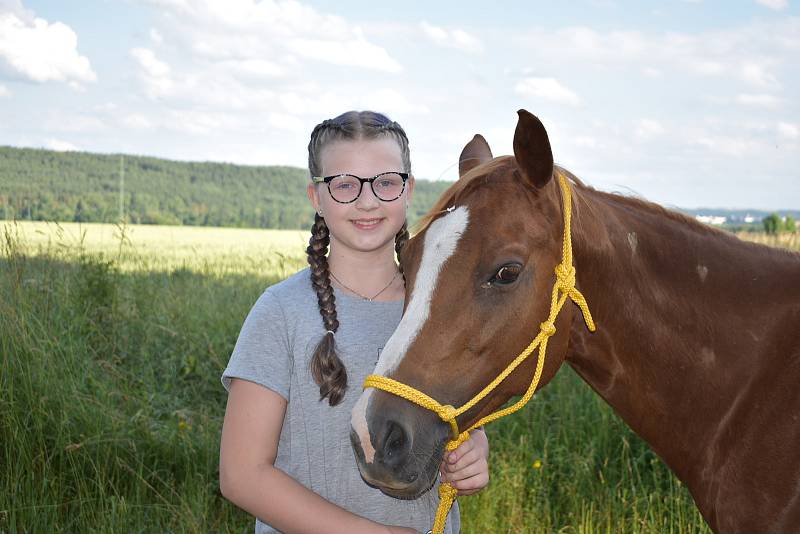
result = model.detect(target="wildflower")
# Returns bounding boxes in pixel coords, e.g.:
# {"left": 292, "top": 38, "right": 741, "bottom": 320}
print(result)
{"left": 532, "top": 459, "right": 542, "bottom": 470}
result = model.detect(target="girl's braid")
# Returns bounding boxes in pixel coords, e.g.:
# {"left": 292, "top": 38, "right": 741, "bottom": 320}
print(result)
{"left": 394, "top": 222, "right": 409, "bottom": 279}
{"left": 306, "top": 214, "right": 346, "bottom": 405}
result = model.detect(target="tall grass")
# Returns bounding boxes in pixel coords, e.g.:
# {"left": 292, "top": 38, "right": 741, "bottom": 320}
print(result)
{"left": 736, "top": 230, "right": 799, "bottom": 251}
{"left": 9, "top": 221, "right": 782, "bottom": 532}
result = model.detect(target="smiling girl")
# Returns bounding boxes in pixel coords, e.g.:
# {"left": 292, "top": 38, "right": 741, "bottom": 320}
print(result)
{"left": 219, "top": 111, "right": 490, "bottom": 534}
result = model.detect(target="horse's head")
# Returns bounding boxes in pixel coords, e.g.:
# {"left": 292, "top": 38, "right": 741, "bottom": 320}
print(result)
{"left": 350, "top": 110, "right": 579, "bottom": 498}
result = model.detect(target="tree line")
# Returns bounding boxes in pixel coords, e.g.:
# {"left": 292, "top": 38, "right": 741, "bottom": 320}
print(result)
{"left": 762, "top": 213, "right": 797, "bottom": 234}
{"left": 0, "top": 146, "right": 452, "bottom": 229}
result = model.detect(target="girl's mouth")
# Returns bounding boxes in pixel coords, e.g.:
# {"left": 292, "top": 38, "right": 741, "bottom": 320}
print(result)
{"left": 351, "top": 218, "right": 384, "bottom": 230}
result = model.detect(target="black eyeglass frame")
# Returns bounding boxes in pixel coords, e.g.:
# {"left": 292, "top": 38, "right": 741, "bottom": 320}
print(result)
{"left": 311, "top": 172, "right": 410, "bottom": 204}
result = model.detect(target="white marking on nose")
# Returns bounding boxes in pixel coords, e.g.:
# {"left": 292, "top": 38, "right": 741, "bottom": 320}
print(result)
{"left": 350, "top": 206, "right": 471, "bottom": 464}
{"left": 627, "top": 232, "right": 638, "bottom": 255}
{"left": 697, "top": 264, "right": 708, "bottom": 283}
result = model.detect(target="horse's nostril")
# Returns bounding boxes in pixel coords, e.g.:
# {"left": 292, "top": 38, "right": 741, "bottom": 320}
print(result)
{"left": 380, "top": 420, "right": 410, "bottom": 469}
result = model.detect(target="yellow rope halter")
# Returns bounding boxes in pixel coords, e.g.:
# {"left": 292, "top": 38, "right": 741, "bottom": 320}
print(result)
{"left": 363, "top": 171, "right": 596, "bottom": 534}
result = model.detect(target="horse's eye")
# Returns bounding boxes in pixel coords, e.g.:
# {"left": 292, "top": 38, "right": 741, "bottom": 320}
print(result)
{"left": 491, "top": 263, "right": 522, "bottom": 285}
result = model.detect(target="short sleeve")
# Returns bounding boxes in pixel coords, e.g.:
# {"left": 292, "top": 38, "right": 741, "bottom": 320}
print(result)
{"left": 221, "top": 287, "right": 292, "bottom": 400}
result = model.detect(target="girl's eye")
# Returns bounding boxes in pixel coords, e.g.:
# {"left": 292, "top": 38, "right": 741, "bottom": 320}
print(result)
{"left": 484, "top": 263, "right": 522, "bottom": 287}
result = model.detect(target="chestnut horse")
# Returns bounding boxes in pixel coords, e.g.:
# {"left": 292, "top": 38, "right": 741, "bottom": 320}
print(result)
{"left": 350, "top": 110, "right": 800, "bottom": 533}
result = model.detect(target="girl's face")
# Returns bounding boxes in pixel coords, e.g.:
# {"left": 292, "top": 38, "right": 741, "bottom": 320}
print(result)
{"left": 307, "top": 137, "right": 414, "bottom": 256}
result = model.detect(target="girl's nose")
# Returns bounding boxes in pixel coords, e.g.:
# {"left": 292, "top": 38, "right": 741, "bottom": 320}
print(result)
{"left": 355, "top": 182, "right": 380, "bottom": 209}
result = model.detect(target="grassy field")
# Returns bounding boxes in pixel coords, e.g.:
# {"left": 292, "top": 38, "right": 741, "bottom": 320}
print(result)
{"left": 5, "top": 221, "right": 796, "bottom": 533}
{"left": 0, "top": 221, "right": 308, "bottom": 277}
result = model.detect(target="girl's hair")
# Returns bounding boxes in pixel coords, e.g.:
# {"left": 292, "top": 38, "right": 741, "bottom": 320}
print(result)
{"left": 306, "top": 111, "right": 411, "bottom": 406}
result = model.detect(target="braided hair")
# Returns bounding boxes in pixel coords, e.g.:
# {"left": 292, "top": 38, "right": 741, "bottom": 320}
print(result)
{"left": 306, "top": 111, "right": 411, "bottom": 406}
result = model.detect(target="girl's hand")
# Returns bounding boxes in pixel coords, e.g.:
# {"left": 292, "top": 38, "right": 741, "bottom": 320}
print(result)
{"left": 439, "top": 427, "right": 490, "bottom": 496}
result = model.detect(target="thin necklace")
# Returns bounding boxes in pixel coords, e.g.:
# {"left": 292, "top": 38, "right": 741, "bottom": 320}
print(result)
{"left": 329, "top": 269, "right": 400, "bottom": 301}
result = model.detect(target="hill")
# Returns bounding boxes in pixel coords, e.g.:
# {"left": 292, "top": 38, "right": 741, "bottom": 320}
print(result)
{"left": 1, "top": 146, "right": 796, "bottom": 231}
{"left": 0, "top": 146, "right": 451, "bottom": 229}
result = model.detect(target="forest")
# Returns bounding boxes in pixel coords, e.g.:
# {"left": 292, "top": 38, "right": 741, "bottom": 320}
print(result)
{"left": 0, "top": 146, "right": 451, "bottom": 229}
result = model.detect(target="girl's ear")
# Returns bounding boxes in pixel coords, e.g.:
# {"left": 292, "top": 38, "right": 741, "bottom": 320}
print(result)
{"left": 405, "top": 174, "right": 415, "bottom": 205}
{"left": 307, "top": 182, "right": 321, "bottom": 212}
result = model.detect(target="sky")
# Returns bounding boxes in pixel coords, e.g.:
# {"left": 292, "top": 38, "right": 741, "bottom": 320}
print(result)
{"left": 0, "top": 0, "right": 798, "bottom": 210}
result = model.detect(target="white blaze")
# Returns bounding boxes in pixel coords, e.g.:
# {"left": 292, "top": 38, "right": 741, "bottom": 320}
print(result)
{"left": 350, "top": 206, "right": 470, "bottom": 463}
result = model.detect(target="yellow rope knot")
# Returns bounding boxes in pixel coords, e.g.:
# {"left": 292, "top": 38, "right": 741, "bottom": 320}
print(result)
{"left": 554, "top": 263, "right": 576, "bottom": 290}
{"left": 438, "top": 405, "right": 460, "bottom": 440}
{"left": 539, "top": 320, "right": 557, "bottom": 337}
{"left": 438, "top": 404, "right": 458, "bottom": 424}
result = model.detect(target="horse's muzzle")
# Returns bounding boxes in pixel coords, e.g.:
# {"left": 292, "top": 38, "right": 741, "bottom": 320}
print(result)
{"left": 350, "top": 398, "right": 448, "bottom": 499}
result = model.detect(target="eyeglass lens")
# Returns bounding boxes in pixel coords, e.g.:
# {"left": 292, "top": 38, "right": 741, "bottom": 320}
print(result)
{"left": 328, "top": 173, "right": 405, "bottom": 203}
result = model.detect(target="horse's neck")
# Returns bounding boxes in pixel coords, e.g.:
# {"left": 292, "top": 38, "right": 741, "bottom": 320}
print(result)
{"left": 566, "top": 189, "right": 800, "bottom": 483}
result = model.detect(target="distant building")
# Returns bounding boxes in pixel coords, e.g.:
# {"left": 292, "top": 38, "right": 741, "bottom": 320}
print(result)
{"left": 695, "top": 215, "right": 727, "bottom": 225}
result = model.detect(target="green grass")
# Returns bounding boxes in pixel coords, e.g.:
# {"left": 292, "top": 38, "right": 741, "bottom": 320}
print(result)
{"left": 0, "top": 221, "right": 717, "bottom": 533}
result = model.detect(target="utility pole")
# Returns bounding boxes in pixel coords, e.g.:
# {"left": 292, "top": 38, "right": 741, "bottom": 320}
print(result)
{"left": 119, "top": 155, "right": 125, "bottom": 223}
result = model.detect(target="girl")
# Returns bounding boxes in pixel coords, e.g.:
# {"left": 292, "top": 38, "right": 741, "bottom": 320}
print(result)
{"left": 219, "top": 111, "right": 490, "bottom": 534}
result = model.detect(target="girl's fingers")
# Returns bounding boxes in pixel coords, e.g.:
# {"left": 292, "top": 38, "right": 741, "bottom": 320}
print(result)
{"left": 443, "top": 446, "right": 481, "bottom": 475}
{"left": 450, "top": 469, "right": 490, "bottom": 495}
{"left": 448, "top": 458, "right": 486, "bottom": 482}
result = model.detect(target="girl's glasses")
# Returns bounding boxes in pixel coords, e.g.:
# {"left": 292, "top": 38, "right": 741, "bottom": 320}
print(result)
{"left": 312, "top": 172, "right": 409, "bottom": 204}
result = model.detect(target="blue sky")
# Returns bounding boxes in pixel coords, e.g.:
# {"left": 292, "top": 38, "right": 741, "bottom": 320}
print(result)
{"left": 1, "top": 0, "right": 798, "bottom": 210}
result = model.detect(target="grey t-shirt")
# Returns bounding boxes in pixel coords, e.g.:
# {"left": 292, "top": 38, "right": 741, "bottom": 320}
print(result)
{"left": 222, "top": 268, "right": 459, "bottom": 534}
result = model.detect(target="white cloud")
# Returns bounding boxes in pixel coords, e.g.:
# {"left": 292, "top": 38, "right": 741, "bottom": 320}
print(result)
{"left": 0, "top": 83, "right": 9, "bottom": 96}
{"left": 520, "top": 20, "right": 797, "bottom": 93}
{"left": 735, "top": 93, "right": 783, "bottom": 107}
{"left": 755, "top": 0, "right": 788, "bottom": 10}
{"left": 45, "top": 138, "right": 78, "bottom": 151}
{"left": 0, "top": 0, "right": 33, "bottom": 22}
{"left": 163, "top": 109, "right": 242, "bottom": 136}
{"left": 573, "top": 136, "right": 598, "bottom": 149}
{"left": 693, "top": 135, "right": 761, "bottom": 156}
{"left": 130, "top": 47, "right": 170, "bottom": 78}
{"left": 778, "top": 122, "right": 799, "bottom": 138}
{"left": 288, "top": 34, "right": 402, "bottom": 73}
{"left": 43, "top": 113, "right": 105, "bottom": 133}
{"left": 420, "top": 21, "right": 483, "bottom": 53}
{"left": 220, "top": 58, "right": 284, "bottom": 79}
{"left": 740, "top": 62, "right": 780, "bottom": 88}
{"left": 122, "top": 114, "right": 154, "bottom": 130}
{"left": 268, "top": 112, "right": 305, "bottom": 133}
{"left": 130, "top": 47, "right": 173, "bottom": 98}
{"left": 514, "top": 77, "right": 582, "bottom": 106}
{"left": 137, "top": 0, "right": 401, "bottom": 73}
{"left": 149, "top": 28, "right": 163, "bottom": 44}
{"left": 0, "top": 11, "right": 96, "bottom": 85}
{"left": 361, "top": 88, "right": 430, "bottom": 116}
{"left": 635, "top": 119, "right": 666, "bottom": 140}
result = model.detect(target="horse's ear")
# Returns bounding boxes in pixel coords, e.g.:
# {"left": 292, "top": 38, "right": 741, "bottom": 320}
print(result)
{"left": 513, "top": 109, "right": 554, "bottom": 189}
{"left": 458, "top": 134, "right": 493, "bottom": 179}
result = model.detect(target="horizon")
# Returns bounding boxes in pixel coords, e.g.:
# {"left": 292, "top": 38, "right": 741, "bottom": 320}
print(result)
{"left": 0, "top": 0, "right": 798, "bottom": 210}
{"left": 3, "top": 143, "right": 798, "bottom": 214}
